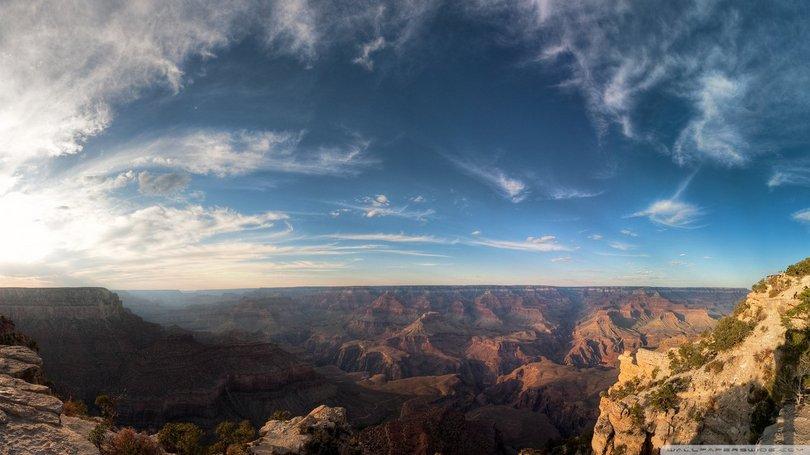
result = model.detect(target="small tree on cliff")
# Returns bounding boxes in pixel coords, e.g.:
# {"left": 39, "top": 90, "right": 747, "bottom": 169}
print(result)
{"left": 88, "top": 423, "right": 110, "bottom": 451}
{"left": 95, "top": 394, "right": 118, "bottom": 424}
{"left": 158, "top": 422, "right": 204, "bottom": 455}
{"left": 208, "top": 420, "right": 256, "bottom": 454}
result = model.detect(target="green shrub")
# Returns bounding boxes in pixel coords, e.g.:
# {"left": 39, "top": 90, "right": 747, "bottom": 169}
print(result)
{"left": 648, "top": 377, "right": 689, "bottom": 412}
{"left": 732, "top": 298, "right": 751, "bottom": 317}
{"left": 629, "top": 402, "right": 645, "bottom": 427}
{"left": 786, "top": 258, "right": 810, "bottom": 277}
{"left": 705, "top": 360, "right": 725, "bottom": 374}
{"left": 708, "top": 317, "right": 755, "bottom": 351}
{"left": 669, "top": 342, "right": 714, "bottom": 373}
{"left": 88, "top": 423, "right": 110, "bottom": 450}
{"left": 609, "top": 377, "right": 642, "bottom": 400}
{"left": 209, "top": 420, "right": 256, "bottom": 454}
{"left": 752, "top": 279, "right": 768, "bottom": 293}
{"left": 95, "top": 394, "right": 117, "bottom": 424}
{"left": 785, "top": 288, "right": 810, "bottom": 321}
{"left": 158, "top": 422, "right": 203, "bottom": 455}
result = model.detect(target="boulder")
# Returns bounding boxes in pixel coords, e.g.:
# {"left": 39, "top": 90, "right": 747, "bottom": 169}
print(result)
{"left": 248, "top": 405, "right": 356, "bottom": 455}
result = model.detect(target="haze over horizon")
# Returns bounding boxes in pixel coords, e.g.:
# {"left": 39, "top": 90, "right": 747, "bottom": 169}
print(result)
{"left": 1, "top": 0, "right": 808, "bottom": 290}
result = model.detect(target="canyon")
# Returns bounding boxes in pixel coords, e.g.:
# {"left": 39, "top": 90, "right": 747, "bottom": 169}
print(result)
{"left": 119, "top": 286, "right": 744, "bottom": 450}
{"left": 0, "top": 285, "right": 747, "bottom": 452}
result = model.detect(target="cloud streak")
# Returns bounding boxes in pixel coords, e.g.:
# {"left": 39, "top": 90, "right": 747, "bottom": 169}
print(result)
{"left": 451, "top": 159, "right": 528, "bottom": 202}
{"left": 631, "top": 171, "right": 704, "bottom": 228}
{"left": 472, "top": 1, "right": 810, "bottom": 167}
{"left": 469, "top": 235, "right": 571, "bottom": 252}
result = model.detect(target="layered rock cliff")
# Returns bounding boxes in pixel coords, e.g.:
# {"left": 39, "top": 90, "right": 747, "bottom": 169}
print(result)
{"left": 0, "top": 318, "right": 97, "bottom": 454}
{"left": 592, "top": 260, "right": 810, "bottom": 454}
{"left": 0, "top": 288, "right": 403, "bottom": 430}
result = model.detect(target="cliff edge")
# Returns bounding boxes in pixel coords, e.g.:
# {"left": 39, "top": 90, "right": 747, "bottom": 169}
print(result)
{"left": 592, "top": 258, "right": 810, "bottom": 454}
{"left": 0, "top": 317, "right": 97, "bottom": 454}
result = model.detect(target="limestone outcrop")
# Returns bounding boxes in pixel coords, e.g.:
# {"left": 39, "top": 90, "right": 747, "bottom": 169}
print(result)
{"left": 592, "top": 262, "right": 810, "bottom": 455}
{"left": 247, "top": 405, "right": 357, "bottom": 454}
{"left": 0, "top": 343, "right": 97, "bottom": 454}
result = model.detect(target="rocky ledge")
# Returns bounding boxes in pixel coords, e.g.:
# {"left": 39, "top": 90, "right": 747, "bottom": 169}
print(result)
{"left": 248, "top": 405, "right": 357, "bottom": 454}
{"left": 0, "top": 344, "right": 97, "bottom": 454}
{"left": 592, "top": 260, "right": 810, "bottom": 454}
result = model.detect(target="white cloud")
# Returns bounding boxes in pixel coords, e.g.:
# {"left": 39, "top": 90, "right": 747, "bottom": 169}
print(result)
{"left": 472, "top": 1, "right": 810, "bottom": 167}
{"left": 793, "top": 208, "right": 810, "bottom": 224}
{"left": 631, "top": 199, "right": 703, "bottom": 228}
{"left": 673, "top": 74, "right": 747, "bottom": 166}
{"left": 0, "top": 0, "right": 434, "bottom": 193}
{"left": 632, "top": 171, "right": 703, "bottom": 228}
{"left": 608, "top": 241, "right": 635, "bottom": 251}
{"left": 587, "top": 234, "right": 603, "bottom": 240}
{"left": 620, "top": 229, "right": 638, "bottom": 237}
{"left": 410, "top": 195, "right": 426, "bottom": 203}
{"left": 349, "top": 194, "right": 434, "bottom": 220}
{"left": 768, "top": 161, "right": 810, "bottom": 188}
{"left": 546, "top": 188, "right": 603, "bottom": 200}
{"left": 353, "top": 36, "right": 387, "bottom": 70}
{"left": 551, "top": 256, "right": 572, "bottom": 263}
{"left": 373, "top": 194, "right": 389, "bottom": 206}
{"left": 452, "top": 159, "right": 528, "bottom": 202}
{"left": 0, "top": 0, "right": 447, "bottom": 288}
{"left": 326, "top": 233, "right": 447, "bottom": 243}
{"left": 80, "top": 129, "right": 373, "bottom": 178}
{"left": 0, "top": 0, "right": 258, "bottom": 189}
{"left": 470, "top": 235, "right": 571, "bottom": 252}
{"left": 262, "top": 0, "right": 319, "bottom": 61}
{"left": 471, "top": 230, "right": 482, "bottom": 236}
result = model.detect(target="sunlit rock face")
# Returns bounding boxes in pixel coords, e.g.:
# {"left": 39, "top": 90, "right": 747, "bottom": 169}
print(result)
{"left": 0, "top": 319, "right": 97, "bottom": 454}
{"left": 592, "top": 271, "right": 810, "bottom": 455}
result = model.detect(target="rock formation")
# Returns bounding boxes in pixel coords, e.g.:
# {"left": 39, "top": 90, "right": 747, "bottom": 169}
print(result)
{"left": 592, "top": 261, "right": 810, "bottom": 454}
{"left": 248, "top": 405, "right": 358, "bottom": 454}
{"left": 0, "top": 320, "right": 97, "bottom": 454}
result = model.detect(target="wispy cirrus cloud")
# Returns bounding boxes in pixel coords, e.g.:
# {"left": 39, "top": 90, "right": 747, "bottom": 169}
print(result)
{"left": 471, "top": 1, "right": 810, "bottom": 167}
{"left": 545, "top": 187, "right": 603, "bottom": 200}
{"left": 608, "top": 241, "right": 635, "bottom": 251}
{"left": 325, "top": 232, "right": 449, "bottom": 243}
{"left": 469, "top": 235, "right": 571, "bottom": 252}
{"left": 79, "top": 129, "right": 374, "bottom": 178}
{"left": 768, "top": 160, "right": 810, "bottom": 188}
{"left": 631, "top": 199, "right": 703, "bottom": 228}
{"left": 451, "top": 158, "right": 528, "bottom": 202}
{"left": 342, "top": 194, "right": 436, "bottom": 221}
{"left": 631, "top": 171, "right": 704, "bottom": 228}
{"left": 793, "top": 209, "right": 810, "bottom": 224}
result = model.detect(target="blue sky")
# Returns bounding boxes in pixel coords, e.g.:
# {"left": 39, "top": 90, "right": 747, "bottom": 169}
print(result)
{"left": 0, "top": 0, "right": 808, "bottom": 289}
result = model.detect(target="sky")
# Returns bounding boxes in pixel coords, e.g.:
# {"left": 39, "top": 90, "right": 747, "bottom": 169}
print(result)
{"left": 0, "top": 0, "right": 808, "bottom": 290}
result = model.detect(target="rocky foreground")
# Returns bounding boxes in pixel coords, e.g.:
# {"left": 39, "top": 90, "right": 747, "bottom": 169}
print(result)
{"left": 0, "top": 343, "right": 96, "bottom": 453}
{"left": 592, "top": 260, "right": 810, "bottom": 454}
